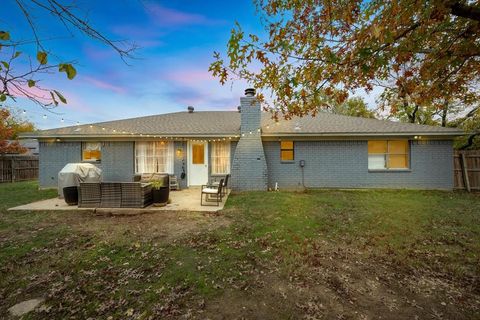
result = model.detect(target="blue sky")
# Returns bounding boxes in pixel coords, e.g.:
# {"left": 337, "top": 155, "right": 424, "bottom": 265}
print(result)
{"left": 4, "top": 0, "right": 265, "bottom": 129}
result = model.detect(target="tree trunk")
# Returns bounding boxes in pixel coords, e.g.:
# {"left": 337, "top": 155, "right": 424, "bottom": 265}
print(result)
{"left": 441, "top": 102, "right": 448, "bottom": 127}
{"left": 408, "top": 104, "right": 419, "bottom": 123}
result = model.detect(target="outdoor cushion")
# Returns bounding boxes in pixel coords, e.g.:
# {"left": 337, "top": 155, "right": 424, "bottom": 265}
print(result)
{"left": 141, "top": 173, "right": 153, "bottom": 181}
{"left": 202, "top": 187, "right": 219, "bottom": 194}
{"left": 150, "top": 173, "right": 166, "bottom": 180}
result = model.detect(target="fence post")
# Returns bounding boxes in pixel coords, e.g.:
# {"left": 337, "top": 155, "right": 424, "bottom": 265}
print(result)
{"left": 460, "top": 152, "right": 471, "bottom": 192}
{"left": 10, "top": 157, "right": 15, "bottom": 182}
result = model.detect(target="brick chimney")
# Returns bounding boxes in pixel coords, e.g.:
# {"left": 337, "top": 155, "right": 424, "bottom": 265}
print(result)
{"left": 230, "top": 89, "right": 268, "bottom": 191}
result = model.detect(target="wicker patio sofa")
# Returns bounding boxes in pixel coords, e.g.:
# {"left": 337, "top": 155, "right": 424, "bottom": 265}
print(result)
{"left": 78, "top": 182, "right": 152, "bottom": 208}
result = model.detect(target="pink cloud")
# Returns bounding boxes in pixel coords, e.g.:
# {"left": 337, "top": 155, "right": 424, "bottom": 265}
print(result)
{"left": 82, "top": 76, "right": 127, "bottom": 94}
{"left": 59, "top": 90, "right": 92, "bottom": 112}
{"left": 164, "top": 69, "right": 215, "bottom": 85}
{"left": 145, "top": 4, "right": 224, "bottom": 26}
{"left": 9, "top": 82, "right": 92, "bottom": 112}
{"left": 9, "top": 83, "right": 50, "bottom": 102}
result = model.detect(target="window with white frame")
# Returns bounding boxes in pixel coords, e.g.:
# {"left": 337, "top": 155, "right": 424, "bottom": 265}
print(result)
{"left": 135, "top": 141, "right": 174, "bottom": 174}
{"left": 82, "top": 142, "right": 102, "bottom": 161}
{"left": 211, "top": 141, "right": 230, "bottom": 174}
{"left": 368, "top": 140, "right": 409, "bottom": 170}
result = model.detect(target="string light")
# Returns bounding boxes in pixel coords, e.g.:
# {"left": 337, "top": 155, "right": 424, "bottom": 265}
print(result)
{"left": 16, "top": 107, "right": 246, "bottom": 142}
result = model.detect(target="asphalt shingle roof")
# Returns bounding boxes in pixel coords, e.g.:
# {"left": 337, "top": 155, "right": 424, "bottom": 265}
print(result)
{"left": 23, "top": 110, "right": 464, "bottom": 138}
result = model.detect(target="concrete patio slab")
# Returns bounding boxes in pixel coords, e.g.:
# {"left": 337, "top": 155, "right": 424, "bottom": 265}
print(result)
{"left": 9, "top": 187, "right": 228, "bottom": 213}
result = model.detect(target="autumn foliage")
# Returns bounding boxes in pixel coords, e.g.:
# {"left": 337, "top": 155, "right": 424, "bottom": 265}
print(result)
{"left": 0, "top": 108, "right": 34, "bottom": 154}
{"left": 210, "top": 0, "right": 480, "bottom": 119}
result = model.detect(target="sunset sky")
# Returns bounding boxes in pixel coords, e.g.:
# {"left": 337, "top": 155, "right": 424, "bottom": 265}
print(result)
{"left": 5, "top": 0, "right": 265, "bottom": 128}
{"left": 5, "top": 0, "right": 377, "bottom": 129}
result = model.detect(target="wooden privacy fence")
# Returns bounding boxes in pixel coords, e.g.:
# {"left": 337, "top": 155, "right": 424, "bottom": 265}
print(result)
{"left": 454, "top": 150, "right": 480, "bottom": 191}
{"left": 0, "top": 155, "right": 39, "bottom": 183}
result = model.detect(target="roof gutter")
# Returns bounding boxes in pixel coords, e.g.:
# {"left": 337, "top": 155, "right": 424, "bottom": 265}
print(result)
{"left": 21, "top": 130, "right": 465, "bottom": 140}
{"left": 260, "top": 131, "right": 465, "bottom": 137}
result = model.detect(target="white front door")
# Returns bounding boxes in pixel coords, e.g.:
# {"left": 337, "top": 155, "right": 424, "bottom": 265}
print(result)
{"left": 188, "top": 141, "right": 208, "bottom": 186}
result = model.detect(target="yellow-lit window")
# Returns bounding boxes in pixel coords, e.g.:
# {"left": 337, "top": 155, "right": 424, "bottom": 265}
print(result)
{"left": 280, "top": 141, "right": 294, "bottom": 161}
{"left": 82, "top": 142, "right": 101, "bottom": 161}
{"left": 192, "top": 143, "right": 205, "bottom": 164}
{"left": 368, "top": 140, "right": 409, "bottom": 170}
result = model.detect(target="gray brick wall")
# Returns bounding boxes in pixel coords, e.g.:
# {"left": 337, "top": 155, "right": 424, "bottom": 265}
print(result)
{"left": 39, "top": 141, "right": 82, "bottom": 188}
{"left": 102, "top": 142, "right": 134, "bottom": 182}
{"left": 39, "top": 138, "right": 453, "bottom": 191}
{"left": 231, "top": 96, "right": 268, "bottom": 191}
{"left": 264, "top": 140, "right": 454, "bottom": 190}
{"left": 240, "top": 96, "right": 262, "bottom": 133}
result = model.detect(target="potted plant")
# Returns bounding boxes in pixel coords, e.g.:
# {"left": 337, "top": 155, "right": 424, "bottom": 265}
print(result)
{"left": 63, "top": 186, "right": 78, "bottom": 205}
{"left": 150, "top": 175, "right": 170, "bottom": 206}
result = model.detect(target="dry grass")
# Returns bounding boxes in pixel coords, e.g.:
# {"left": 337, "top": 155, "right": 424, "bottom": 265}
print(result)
{"left": 0, "top": 182, "right": 479, "bottom": 319}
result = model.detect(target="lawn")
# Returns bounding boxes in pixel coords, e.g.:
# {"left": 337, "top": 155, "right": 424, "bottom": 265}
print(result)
{"left": 0, "top": 181, "right": 479, "bottom": 319}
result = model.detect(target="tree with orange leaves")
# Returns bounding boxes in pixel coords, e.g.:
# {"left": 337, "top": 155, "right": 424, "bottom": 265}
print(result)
{"left": 210, "top": 0, "right": 480, "bottom": 121}
{"left": 0, "top": 108, "right": 35, "bottom": 154}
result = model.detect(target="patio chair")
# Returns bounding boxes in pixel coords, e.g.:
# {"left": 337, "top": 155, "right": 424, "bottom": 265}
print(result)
{"left": 210, "top": 174, "right": 230, "bottom": 196}
{"left": 201, "top": 178, "right": 224, "bottom": 206}
{"left": 169, "top": 175, "right": 179, "bottom": 191}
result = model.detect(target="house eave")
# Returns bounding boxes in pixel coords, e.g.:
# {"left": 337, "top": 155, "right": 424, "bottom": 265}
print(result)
{"left": 21, "top": 130, "right": 465, "bottom": 141}
{"left": 20, "top": 133, "right": 241, "bottom": 140}
{"left": 260, "top": 131, "right": 464, "bottom": 138}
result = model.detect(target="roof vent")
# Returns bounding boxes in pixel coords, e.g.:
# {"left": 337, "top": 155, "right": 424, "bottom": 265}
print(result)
{"left": 245, "top": 88, "right": 255, "bottom": 97}
{"left": 187, "top": 106, "right": 194, "bottom": 113}
{"left": 237, "top": 106, "right": 241, "bottom": 113}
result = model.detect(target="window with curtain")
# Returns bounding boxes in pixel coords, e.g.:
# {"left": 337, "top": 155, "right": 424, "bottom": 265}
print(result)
{"left": 82, "top": 142, "right": 101, "bottom": 161}
{"left": 368, "top": 140, "right": 409, "bottom": 170}
{"left": 211, "top": 141, "right": 230, "bottom": 174}
{"left": 135, "top": 141, "right": 174, "bottom": 174}
{"left": 280, "top": 141, "right": 294, "bottom": 161}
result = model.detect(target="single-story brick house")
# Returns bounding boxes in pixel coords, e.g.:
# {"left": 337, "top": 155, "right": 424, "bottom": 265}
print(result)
{"left": 23, "top": 89, "right": 463, "bottom": 191}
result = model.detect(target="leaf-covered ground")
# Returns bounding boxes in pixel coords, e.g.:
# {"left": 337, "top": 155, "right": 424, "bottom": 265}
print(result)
{"left": 1, "top": 181, "right": 479, "bottom": 319}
